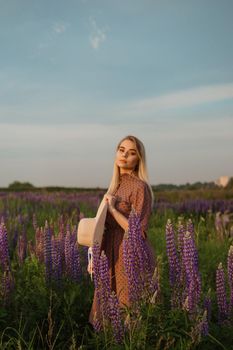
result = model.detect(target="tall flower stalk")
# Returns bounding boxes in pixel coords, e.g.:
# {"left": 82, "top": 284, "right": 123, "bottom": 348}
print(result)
{"left": 108, "top": 291, "right": 124, "bottom": 344}
{"left": 0, "top": 219, "right": 14, "bottom": 303}
{"left": 0, "top": 219, "right": 11, "bottom": 271}
{"left": 44, "top": 220, "right": 52, "bottom": 284}
{"left": 216, "top": 262, "right": 228, "bottom": 323}
{"left": 165, "top": 219, "right": 201, "bottom": 314}
{"left": 165, "top": 219, "right": 181, "bottom": 308}
{"left": 123, "top": 209, "right": 154, "bottom": 305}
{"left": 165, "top": 219, "right": 180, "bottom": 287}
{"left": 91, "top": 241, "right": 124, "bottom": 342}
{"left": 227, "top": 245, "right": 233, "bottom": 317}
{"left": 183, "top": 231, "right": 201, "bottom": 315}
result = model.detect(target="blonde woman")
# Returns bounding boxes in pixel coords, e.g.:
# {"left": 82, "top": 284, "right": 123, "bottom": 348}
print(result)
{"left": 89, "top": 135, "right": 155, "bottom": 325}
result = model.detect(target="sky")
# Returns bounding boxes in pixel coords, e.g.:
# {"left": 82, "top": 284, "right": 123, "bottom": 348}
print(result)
{"left": 0, "top": 0, "right": 233, "bottom": 188}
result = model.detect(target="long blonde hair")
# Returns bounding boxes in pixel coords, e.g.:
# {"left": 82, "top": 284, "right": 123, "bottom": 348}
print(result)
{"left": 107, "top": 135, "right": 154, "bottom": 208}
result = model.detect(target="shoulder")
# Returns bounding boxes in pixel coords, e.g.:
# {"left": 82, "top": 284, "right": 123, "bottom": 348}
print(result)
{"left": 131, "top": 176, "right": 149, "bottom": 191}
{"left": 130, "top": 177, "right": 152, "bottom": 213}
{"left": 130, "top": 176, "right": 151, "bottom": 199}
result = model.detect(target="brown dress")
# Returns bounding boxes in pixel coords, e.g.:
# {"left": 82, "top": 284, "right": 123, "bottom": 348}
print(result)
{"left": 89, "top": 172, "right": 155, "bottom": 325}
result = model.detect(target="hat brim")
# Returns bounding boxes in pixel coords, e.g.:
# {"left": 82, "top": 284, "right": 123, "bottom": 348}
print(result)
{"left": 77, "top": 197, "right": 108, "bottom": 247}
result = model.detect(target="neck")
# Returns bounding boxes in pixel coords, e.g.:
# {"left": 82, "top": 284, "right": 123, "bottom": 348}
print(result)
{"left": 120, "top": 169, "right": 135, "bottom": 176}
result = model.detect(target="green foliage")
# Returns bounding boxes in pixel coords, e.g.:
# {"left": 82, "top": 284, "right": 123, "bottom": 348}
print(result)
{"left": 8, "top": 181, "right": 35, "bottom": 190}
{"left": 152, "top": 181, "right": 218, "bottom": 192}
{"left": 226, "top": 177, "right": 233, "bottom": 189}
{"left": 0, "top": 190, "right": 233, "bottom": 348}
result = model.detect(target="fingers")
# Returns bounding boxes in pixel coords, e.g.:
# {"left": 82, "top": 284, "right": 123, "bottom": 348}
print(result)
{"left": 104, "top": 194, "right": 116, "bottom": 206}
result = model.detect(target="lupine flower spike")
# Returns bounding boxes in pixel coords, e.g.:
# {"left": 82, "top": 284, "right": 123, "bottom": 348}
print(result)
{"left": 227, "top": 246, "right": 233, "bottom": 317}
{"left": 216, "top": 262, "right": 228, "bottom": 323}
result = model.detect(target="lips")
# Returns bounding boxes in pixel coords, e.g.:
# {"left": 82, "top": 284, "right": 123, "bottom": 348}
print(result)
{"left": 119, "top": 159, "right": 127, "bottom": 163}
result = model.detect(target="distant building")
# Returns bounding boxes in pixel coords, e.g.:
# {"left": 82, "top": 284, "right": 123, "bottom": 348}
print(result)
{"left": 215, "top": 176, "right": 230, "bottom": 187}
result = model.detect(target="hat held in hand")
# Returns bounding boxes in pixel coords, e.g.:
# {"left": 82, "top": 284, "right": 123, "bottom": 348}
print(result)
{"left": 77, "top": 197, "right": 108, "bottom": 247}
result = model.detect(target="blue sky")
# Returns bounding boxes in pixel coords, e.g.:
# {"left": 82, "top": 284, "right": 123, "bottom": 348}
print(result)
{"left": 0, "top": 0, "right": 233, "bottom": 187}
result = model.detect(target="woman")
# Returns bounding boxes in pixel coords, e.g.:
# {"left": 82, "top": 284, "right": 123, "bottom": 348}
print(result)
{"left": 89, "top": 135, "right": 155, "bottom": 326}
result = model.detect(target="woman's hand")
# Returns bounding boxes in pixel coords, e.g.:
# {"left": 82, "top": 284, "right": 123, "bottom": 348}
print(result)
{"left": 87, "top": 260, "right": 93, "bottom": 275}
{"left": 104, "top": 193, "right": 116, "bottom": 213}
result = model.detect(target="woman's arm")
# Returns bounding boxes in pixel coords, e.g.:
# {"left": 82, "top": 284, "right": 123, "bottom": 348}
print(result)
{"left": 104, "top": 194, "right": 129, "bottom": 232}
{"left": 108, "top": 205, "right": 129, "bottom": 232}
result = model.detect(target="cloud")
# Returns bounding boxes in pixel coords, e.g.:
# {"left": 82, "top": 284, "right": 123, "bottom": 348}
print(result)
{"left": 29, "top": 21, "right": 68, "bottom": 59}
{"left": 52, "top": 22, "right": 67, "bottom": 34}
{"left": 125, "top": 83, "right": 233, "bottom": 115}
{"left": 89, "top": 17, "right": 107, "bottom": 50}
{"left": 1, "top": 116, "right": 232, "bottom": 151}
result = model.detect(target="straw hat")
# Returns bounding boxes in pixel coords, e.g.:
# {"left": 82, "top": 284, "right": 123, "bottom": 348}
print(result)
{"left": 77, "top": 197, "right": 108, "bottom": 247}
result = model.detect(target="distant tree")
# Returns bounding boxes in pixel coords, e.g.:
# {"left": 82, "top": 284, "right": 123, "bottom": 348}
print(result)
{"left": 152, "top": 181, "right": 219, "bottom": 192}
{"left": 8, "top": 181, "right": 35, "bottom": 190}
{"left": 226, "top": 177, "right": 233, "bottom": 189}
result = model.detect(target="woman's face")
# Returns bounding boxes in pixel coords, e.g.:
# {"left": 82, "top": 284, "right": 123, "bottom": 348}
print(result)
{"left": 115, "top": 139, "right": 139, "bottom": 173}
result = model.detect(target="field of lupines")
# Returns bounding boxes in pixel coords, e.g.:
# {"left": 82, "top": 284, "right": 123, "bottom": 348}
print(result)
{"left": 0, "top": 190, "right": 233, "bottom": 349}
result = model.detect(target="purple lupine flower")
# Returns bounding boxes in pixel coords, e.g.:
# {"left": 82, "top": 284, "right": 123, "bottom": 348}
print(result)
{"left": 203, "top": 289, "right": 211, "bottom": 323}
{"left": 99, "top": 251, "right": 111, "bottom": 294}
{"left": 64, "top": 225, "right": 80, "bottom": 282}
{"left": 216, "top": 262, "right": 228, "bottom": 323}
{"left": 183, "top": 231, "right": 198, "bottom": 285}
{"left": 0, "top": 222, "right": 11, "bottom": 271}
{"left": 165, "top": 219, "right": 180, "bottom": 287}
{"left": 70, "top": 244, "right": 81, "bottom": 282}
{"left": 177, "top": 220, "right": 185, "bottom": 254}
{"left": 1, "top": 268, "right": 14, "bottom": 304}
{"left": 91, "top": 242, "right": 102, "bottom": 316}
{"left": 89, "top": 247, "right": 111, "bottom": 328}
{"left": 35, "top": 227, "right": 44, "bottom": 263}
{"left": 200, "top": 310, "right": 209, "bottom": 336}
{"left": 183, "top": 231, "right": 201, "bottom": 314}
{"left": 80, "top": 245, "right": 89, "bottom": 275}
{"left": 17, "top": 234, "right": 27, "bottom": 265}
{"left": 227, "top": 245, "right": 233, "bottom": 315}
{"left": 123, "top": 225, "right": 140, "bottom": 303}
{"left": 92, "top": 241, "right": 101, "bottom": 289}
{"left": 187, "top": 219, "right": 195, "bottom": 238}
{"left": 108, "top": 291, "right": 124, "bottom": 344}
{"left": 177, "top": 221, "right": 187, "bottom": 303}
{"left": 44, "top": 220, "right": 52, "bottom": 284}
{"left": 123, "top": 209, "right": 154, "bottom": 305}
{"left": 64, "top": 230, "right": 72, "bottom": 278}
{"left": 71, "top": 225, "right": 77, "bottom": 245}
{"left": 99, "top": 251, "right": 111, "bottom": 321}
{"left": 92, "top": 313, "right": 102, "bottom": 332}
{"left": 51, "top": 237, "right": 62, "bottom": 285}
{"left": 65, "top": 226, "right": 81, "bottom": 281}
{"left": 57, "top": 221, "right": 66, "bottom": 270}
{"left": 135, "top": 226, "right": 152, "bottom": 277}
{"left": 186, "top": 220, "right": 198, "bottom": 271}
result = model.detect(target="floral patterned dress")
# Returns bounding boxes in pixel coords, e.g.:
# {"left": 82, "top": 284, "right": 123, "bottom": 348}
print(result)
{"left": 89, "top": 172, "right": 155, "bottom": 325}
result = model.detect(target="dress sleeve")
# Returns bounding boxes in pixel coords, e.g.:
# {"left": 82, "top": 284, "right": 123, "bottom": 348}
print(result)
{"left": 131, "top": 182, "right": 152, "bottom": 239}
